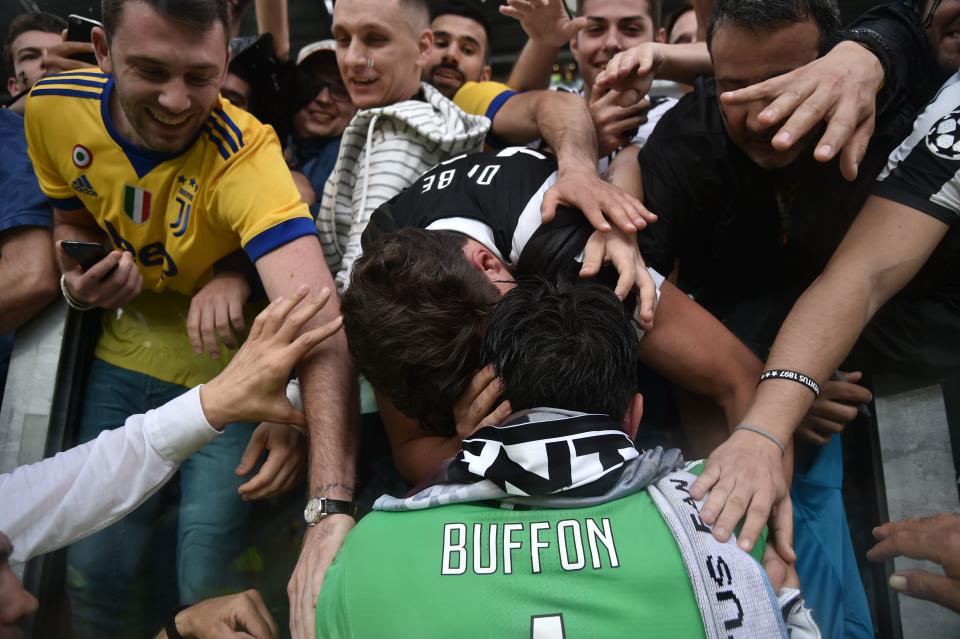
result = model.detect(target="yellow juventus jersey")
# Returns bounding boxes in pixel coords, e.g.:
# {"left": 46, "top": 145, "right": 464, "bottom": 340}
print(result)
{"left": 453, "top": 81, "right": 516, "bottom": 149}
{"left": 25, "top": 68, "right": 314, "bottom": 296}
{"left": 25, "top": 69, "right": 314, "bottom": 387}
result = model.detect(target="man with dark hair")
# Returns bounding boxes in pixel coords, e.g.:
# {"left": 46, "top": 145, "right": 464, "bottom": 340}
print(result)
{"left": 319, "top": 278, "right": 819, "bottom": 638}
{"left": 423, "top": 2, "right": 493, "bottom": 99}
{"left": 24, "top": 0, "right": 354, "bottom": 635}
{"left": 598, "top": 1, "right": 943, "bottom": 636}
{"left": 698, "top": 22, "right": 960, "bottom": 627}
{"left": 4, "top": 12, "right": 66, "bottom": 97}
{"left": 340, "top": 148, "right": 860, "bottom": 490}
{"left": 0, "top": 291, "right": 341, "bottom": 639}
{"left": 666, "top": 3, "right": 698, "bottom": 44}
{"left": 287, "top": 40, "right": 356, "bottom": 214}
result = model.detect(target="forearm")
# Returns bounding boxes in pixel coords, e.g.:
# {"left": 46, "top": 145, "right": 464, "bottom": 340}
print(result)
{"left": 256, "top": 0, "right": 290, "bottom": 60}
{"left": 299, "top": 337, "right": 359, "bottom": 499}
{"left": 740, "top": 270, "right": 876, "bottom": 442}
{"left": 538, "top": 92, "right": 599, "bottom": 174}
{"left": 653, "top": 42, "right": 712, "bottom": 85}
{"left": 0, "top": 228, "right": 58, "bottom": 332}
{"left": 1, "top": 387, "right": 216, "bottom": 563}
{"left": 256, "top": 236, "right": 359, "bottom": 500}
{"left": 639, "top": 281, "right": 761, "bottom": 428}
{"left": 0, "top": 271, "right": 57, "bottom": 332}
{"left": 605, "top": 145, "right": 641, "bottom": 192}
{"left": 507, "top": 39, "right": 561, "bottom": 91}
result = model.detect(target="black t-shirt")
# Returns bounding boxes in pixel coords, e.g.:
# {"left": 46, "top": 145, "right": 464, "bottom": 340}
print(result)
{"left": 638, "top": 74, "right": 918, "bottom": 351}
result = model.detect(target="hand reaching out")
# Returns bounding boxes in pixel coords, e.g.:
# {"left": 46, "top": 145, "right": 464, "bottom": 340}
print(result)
{"left": 690, "top": 428, "right": 795, "bottom": 560}
{"left": 499, "top": 0, "right": 588, "bottom": 48}
{"left": 187, "top": 271, "right": 252, "bottom": 359}
{"left": 595, "top": 42, "right": 666, "bottom": 98}
{"left": 541, "top": 167, "right": 657, "bottom": 235}
{"left": 199, "top": 286, "right": 343, "bottom": 429}
{"left": 797, "top": 371, "right": 872, "bottom": 445}
{"left": 867, "top": 513, "right": 960, "bottom": 613}
{"left": 236, "top": 422, "right": 307, "bottom": 501}
{"left": 581, "top": 227, "right": 656, "bottom": 329}
{"left": 166, "top": 590, "right": 278, "bottom": 639}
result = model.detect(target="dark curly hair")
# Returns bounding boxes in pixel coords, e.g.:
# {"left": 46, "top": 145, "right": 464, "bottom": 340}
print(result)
{"left": 341, "top": 228, "right": 501, "bottom": 434}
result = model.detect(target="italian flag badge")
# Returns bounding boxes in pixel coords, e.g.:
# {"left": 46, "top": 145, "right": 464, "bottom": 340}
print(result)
{"left": 123, "top": 185, "right": 152, "bottom": 224}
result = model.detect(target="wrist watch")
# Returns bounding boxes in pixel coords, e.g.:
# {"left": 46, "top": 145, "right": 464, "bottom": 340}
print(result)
{"left": 304, "top": 497, "right": 357, "bottom": 526}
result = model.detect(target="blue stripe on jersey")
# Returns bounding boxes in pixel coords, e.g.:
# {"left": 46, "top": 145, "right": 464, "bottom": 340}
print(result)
{"left": 213, "top": 108, "right": 245, "bottom": 147}
{"left": 48, "top": 195, "right": 86, "bottom": 210}
{"left": 483, "top": 90, "right": 516, "bottom": 150}
{"left": 208, "top": 119, "right": 239, "bottom": 153}
{"left": 484, "top": 90, "right": 516, "bottom": 122}
{"left": 30, "top": 88, "right": 102, "bottom": 99}
{"left": 203, "top": 127, "right": 231, "bottom": 160}
{"left": 34, "top": 78, "right": 107, "bottom": 89}
{"left": 244, "top": 217, "right": 317, "bottom": 262}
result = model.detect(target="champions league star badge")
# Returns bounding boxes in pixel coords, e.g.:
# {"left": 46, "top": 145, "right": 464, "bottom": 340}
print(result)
{"left": 72, "top": 144, "right": 93, "bottom": 168}
{"left": 926, "top": 109, "right": 960, "bottom": 161}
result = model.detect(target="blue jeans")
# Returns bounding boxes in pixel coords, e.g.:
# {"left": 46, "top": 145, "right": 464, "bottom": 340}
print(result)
{"left": 67, "top": 359, "right": 256, "bottom": 638}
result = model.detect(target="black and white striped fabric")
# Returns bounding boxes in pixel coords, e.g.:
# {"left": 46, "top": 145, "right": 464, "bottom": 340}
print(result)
{"left": 317, "top": 82, "right": 489, "bottom": 291}
{"left": 875, "top": 71, "right": 960, "bottom": 224}
{"left": 451, "top": 411, "right": 640, "bottom": 497}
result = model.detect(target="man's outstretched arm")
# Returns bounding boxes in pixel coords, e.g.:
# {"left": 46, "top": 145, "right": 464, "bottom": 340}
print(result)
{"left": 691, "top": 196, "right": 949, "bottom": 553}
{"left": 254, "top": 236, "right": 359, "bottom": 639}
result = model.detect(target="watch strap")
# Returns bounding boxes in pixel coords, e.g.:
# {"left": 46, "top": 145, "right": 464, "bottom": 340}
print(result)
{"left": 321, "top": 497, "right": 357, "bottom": 518}
{"left": 164, "top": 605, "right": 191, "bottom": 639}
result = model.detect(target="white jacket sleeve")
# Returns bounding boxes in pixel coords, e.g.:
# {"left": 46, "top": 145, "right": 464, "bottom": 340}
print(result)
{"left": 335, "top": 122, "right": 433, "bottom": 291}
{"left": 0, "top": 386, "right": 220, "bottom": 564}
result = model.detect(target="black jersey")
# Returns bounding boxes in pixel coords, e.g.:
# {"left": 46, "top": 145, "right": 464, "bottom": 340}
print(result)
{"left": 875, "top": 72, "right": 960, "bottom": 224}
{"left": 365, "top": 147, "right": 598, "bottom": 285}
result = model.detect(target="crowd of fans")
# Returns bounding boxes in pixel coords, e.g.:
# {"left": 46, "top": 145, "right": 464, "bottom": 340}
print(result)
{"left": 1, "top": 0, "right": 959, "bottom": 637}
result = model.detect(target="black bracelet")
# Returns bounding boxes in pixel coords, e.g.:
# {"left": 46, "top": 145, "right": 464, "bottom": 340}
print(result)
{"left": 758, "top": 369, "right": 821, "bottom": 398}
{"left": 164, "top": 605, "right": 191, "bottom": 639}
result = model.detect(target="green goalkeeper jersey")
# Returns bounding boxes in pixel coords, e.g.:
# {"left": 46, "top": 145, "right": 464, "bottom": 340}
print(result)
{"left": 315, "top": 470, "right": 766, "bottom": 638}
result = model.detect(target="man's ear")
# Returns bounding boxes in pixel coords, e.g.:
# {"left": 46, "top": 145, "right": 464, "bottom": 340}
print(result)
{"left": 6, "top": 76, "right": 18, "bottom": 95}
{"left": 466, "top": 243, "right": 507, "bottom": 278}
{"left": 91, "top": 27, "right": 112, "bottom": 74}
{"left": 655, "top": 27, "right": 666, "bottom": 44}
{"left": 481, "top": 65, "right": 492, "bottom": 81}
{"left": 622, "top": 393, "right": 643, "bottom": 440}
{"left": 416, "top": 28, "right": 434, "bottom": 68}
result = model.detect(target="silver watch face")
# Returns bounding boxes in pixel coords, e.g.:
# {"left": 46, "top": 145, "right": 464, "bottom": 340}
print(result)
{"left": 304, "top": 498, "right": 323, "bottom": 524}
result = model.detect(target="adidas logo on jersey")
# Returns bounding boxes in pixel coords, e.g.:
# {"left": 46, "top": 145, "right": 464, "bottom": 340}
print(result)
{"left": 71, "top": 175, "right": 98, "bottom": 197}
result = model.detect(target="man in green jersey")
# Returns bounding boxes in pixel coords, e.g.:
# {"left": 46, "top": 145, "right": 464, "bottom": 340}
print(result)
{"left": 315, "top": 279, "right": 818, "bottom": 638}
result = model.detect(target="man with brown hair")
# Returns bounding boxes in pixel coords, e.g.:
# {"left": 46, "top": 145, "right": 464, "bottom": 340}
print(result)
{"left": 341, "top": 148, "right": 861, "bottom": 490}
{"left": 24, "top": 0, "right": 353, "bottom": 634}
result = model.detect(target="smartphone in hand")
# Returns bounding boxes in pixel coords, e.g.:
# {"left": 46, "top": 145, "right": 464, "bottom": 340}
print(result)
{"left": 61, "top": 240, "right": 109, "bottom": 269}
